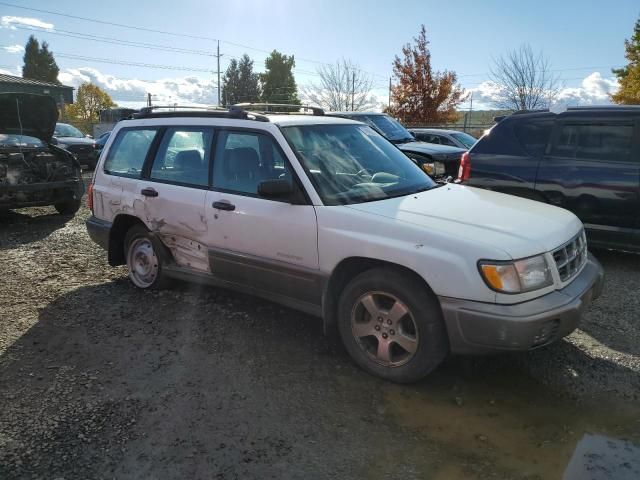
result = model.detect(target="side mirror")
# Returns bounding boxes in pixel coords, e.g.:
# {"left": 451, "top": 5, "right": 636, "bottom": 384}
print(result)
{"left": 258, "top": 178, "right": 293, "bottom": 200}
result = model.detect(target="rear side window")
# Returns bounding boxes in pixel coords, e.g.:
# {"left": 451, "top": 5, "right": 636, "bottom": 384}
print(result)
{"left": 103, "top": 128, "right": 157, "bottom": 178}
{"left": 551, "top": 123, "right": 634, "bottom": 162}
{"left": 149, "top": 128, "right": 213, "bottom": 187}
{"left": 514, "top": 120, "right": 553, "bottom": 156}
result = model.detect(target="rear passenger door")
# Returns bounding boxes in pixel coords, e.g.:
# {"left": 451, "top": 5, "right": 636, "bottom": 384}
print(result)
{"left": 204, "top": 129, "right": 322, "bottom": 307}
{"left": 536, "top": 119, "right": 639, "bottom": 231}
{"left": 136, "top": 126, "right": 214, "bottom": 272}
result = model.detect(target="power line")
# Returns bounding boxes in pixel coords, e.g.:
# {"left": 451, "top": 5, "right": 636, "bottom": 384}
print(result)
{"left": 10, "top": 25, "right": 216, "bottom": 57}
{"left": 0, "top": 2, "right": 218, "bottom": 42}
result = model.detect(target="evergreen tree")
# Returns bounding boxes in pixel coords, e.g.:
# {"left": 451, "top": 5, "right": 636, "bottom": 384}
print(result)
{"left": 237, "top": 54, "right": 260, "bottom": 103}
{"left": 221, "top": 54, "right": 261, "bottom": 106}
{"left": 612, "top": 16, "right": 640, "bottom": 104}
{"left": 22, "top": 35, "right": 60, "bottom": 84}
{"left": 260, "top": 50, "right": 300, "bottom": 107}
{"left": 221, "top": 59, "right": 240, "bottom": 106}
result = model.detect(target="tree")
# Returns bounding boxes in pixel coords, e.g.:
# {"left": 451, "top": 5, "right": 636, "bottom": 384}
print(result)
{"left": 611, "top": 16, "right": 640, "bottom": 104}
{"left": 260, "top": 50, "right": 300, "bottom": 107}
{"left": 301, "top": 58, "right": 376, "bottom": 111}
{"left": 387, "top": 25, "right": 465, "bottom": 124}
{"left": 222, "top": 54, "right": 260, "bottom": 105}
{"left": 489, "top": 44, "right": 560, "bottom": 111}
{"left": 64, "top": 83, "right": 116, "bottom": 133}
{"left": 22, "top": 35, "right": 60, "bottom": 84}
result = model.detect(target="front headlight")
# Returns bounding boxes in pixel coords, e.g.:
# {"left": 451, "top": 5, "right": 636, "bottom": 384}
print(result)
{"left": 479, "top": 255, "right": 553, "bottom": 293}
{"left": 421, "top": 161, "right": 445, "bottom": 176}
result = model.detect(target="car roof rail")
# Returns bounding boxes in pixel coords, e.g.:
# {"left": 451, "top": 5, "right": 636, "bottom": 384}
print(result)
{"left": 233, "top": 103, "right": 325, "bottom": 116}
{"left": 131, "top": 105, "right": 269, "bottom": 122}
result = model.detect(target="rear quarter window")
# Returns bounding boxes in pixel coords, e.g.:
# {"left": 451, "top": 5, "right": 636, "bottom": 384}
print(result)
{"left": 514, "top": 120, "right": 553, "bottom": 156}
{"left": 103, "top": 128, "right": 158, "bottom": 178}
{"left": 471, "top": 120, "right": 525, "bottom": 156}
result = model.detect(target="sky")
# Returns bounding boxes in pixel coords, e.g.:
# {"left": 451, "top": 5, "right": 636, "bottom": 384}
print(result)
{"left": 0, "top": 0, "right": 637, "bottom": 110}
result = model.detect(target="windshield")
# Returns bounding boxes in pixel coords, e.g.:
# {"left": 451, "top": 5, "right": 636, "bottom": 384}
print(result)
{"left": 0, "top": 133, "right": 46, "bottom": 148}
{"left": 54, "top": 123, "right": 84, "bottom": 138}
{"left": 282, "top": 124, "right": 436, "bottom": 205}
{"left": 451, "top": 132, "right": 477, "bottom": 149}
{"left": 354, "top": 114, "right": 414, "bottom": 143}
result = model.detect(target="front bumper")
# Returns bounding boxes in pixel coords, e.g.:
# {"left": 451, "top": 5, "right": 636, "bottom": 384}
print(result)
{"left": 0, "top": 178, "right": 84, "bottom": 209}
{"left": 440, "top": 254, "right": 605, "bottom": 354}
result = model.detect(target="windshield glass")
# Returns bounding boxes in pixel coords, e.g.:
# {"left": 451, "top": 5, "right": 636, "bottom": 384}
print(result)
{"left": 451, "top": 132, "right": 477, "bottom": 149}
{"left": 0, "top": 133, "right": 46, "bottom": 148}
{"left": 356, "top": 114, "right": 414, "bottom": 142}
{"left": 54, "top": 123, "right": 84, "bottom": 138}
{"left": 282, "top": 124, "right": 436, "bottom": 205}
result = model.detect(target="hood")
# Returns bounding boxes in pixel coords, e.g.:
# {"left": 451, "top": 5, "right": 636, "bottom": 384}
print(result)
{"left": 345, "top": 184, "right": 583, "bottom": 259}
{"left": 398, "top": 141, "right": 466, "bottom": 157}
{"left": 0, "top": 93, "right": 58, "bottom": 142}
{"left": 55, "top": 136, "right": 95, "bottom": 146}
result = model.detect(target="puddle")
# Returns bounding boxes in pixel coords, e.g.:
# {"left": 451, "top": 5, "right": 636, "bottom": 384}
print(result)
{"left": 381, "top": 360, "right": 640, "bottom": 479}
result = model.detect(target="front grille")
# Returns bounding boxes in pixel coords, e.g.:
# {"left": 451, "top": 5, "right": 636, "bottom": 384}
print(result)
{"left": 553, "top": 230, "right": 587, "bottom": 282}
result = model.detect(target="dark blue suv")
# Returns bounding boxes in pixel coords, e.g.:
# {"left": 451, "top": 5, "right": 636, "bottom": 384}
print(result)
{"left": 458, "top": 106, "right": 640, "bottom": 252}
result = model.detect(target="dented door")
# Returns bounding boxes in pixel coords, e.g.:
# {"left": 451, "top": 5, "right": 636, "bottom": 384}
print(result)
{"left": 138, "top": 127, "right": 214, "bottom": 272}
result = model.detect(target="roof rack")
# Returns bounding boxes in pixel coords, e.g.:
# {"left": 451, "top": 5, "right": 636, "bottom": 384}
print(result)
{"left": 132, "top": 105, "right": 269, "bottom": 122}
{"left": 233, "top": 103, "right": 325, "bottom": 116}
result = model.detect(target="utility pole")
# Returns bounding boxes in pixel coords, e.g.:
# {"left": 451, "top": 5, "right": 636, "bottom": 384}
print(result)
{"left": 467, "top": 92, "right": 473, "bottom": 132}
{"left": 214, "top": 40, "right": 224, "bottom": 106}
{"left": 351, "top": 71, "right": 355, "bottom": 111}
{"left": 147, "top": 92, "right": 152, "bottom": 107}
{"left": 388, "top": 77, "right": 391, "bottom": 109}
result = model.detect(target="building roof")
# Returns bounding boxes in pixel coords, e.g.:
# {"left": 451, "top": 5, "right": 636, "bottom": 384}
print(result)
{"left": 0, "top": 73, "right": 73, "bottom": 89}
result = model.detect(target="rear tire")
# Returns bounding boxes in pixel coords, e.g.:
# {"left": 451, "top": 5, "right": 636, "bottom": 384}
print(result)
{"left": 54, "top": 198, "right": 81, "bottom": 215}
{"left": 124, "top": 224, "right": 171, "bottom": 290}
{"left": 337, "top": 267, "right": 449, "bottom": 383}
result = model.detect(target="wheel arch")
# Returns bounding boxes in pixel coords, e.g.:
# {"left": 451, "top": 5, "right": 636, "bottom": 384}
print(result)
{"left": 322, "top": 256, "right": 436, "bottom": 335}
{"left": 107, "top": 214, "right": 148, "bottom": 266}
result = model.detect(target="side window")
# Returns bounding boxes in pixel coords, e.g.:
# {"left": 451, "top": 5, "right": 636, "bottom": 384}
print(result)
{"left": 515, "top": 120, "right": 553, "bottom": 156}
{"left": 550, "top": 123, "right": 634, "bottom": 162}
{"left": 576, "top": 124, "right": 633, "bottom": 162}
{"left": 103, "top": 128, "right": 157, "bottom": 178}
{"left": 212, "top": 131, "right": 291, "bottom": 196}
{"left": 150, "top": 128, "right": 212, "bottom": 187}
{"left": 439, "top": 135, "right": 457, "bottom": 147}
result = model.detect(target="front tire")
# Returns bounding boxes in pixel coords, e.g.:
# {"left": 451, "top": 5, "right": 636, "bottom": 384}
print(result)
{"left": 337, "top": 267, "right": 449, "bottom": 383}
{"left": 54, "top": 198, "right": 81, "bottom": 215}
{"left": 124, "top": 225, "right": 170, "bottom": 290}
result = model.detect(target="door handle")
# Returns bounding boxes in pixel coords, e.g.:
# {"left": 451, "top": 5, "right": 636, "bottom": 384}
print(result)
{"left": 212, "top": 200, "right": 235, "bottom": 211}
{"left": 141, "top": 187, "right": 159, "bottom": 197}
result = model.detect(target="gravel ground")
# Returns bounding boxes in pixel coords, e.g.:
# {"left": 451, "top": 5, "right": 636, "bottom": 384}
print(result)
{"left": 1, "top": 182, "right": 639, "bottom": 479}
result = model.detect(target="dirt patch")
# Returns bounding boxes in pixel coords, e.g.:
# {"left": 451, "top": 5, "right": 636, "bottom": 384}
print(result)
{"left": 1, "top": 191, "right": 639, "bottom": 479}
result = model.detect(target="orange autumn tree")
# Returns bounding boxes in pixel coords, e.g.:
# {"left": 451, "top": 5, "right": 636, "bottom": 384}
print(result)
{"left": 388, "top": 25, "right": 465, "bottom": 125}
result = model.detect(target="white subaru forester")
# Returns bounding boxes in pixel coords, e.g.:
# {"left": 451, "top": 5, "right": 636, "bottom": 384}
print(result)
{"left": 86, "top": 105, "right": 604, "bottom": 383}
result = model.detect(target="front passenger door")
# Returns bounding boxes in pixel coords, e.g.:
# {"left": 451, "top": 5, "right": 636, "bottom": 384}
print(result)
{"left": 205, "top": 130, "right": 322, "bottom": 307}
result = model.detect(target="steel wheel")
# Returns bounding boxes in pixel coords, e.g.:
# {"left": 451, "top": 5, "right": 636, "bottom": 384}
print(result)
{"left": 127, "top": 237, "right": 159, "bottom": 288}
{"left": 350, "top": 291, "right": 419, "bottom": 367}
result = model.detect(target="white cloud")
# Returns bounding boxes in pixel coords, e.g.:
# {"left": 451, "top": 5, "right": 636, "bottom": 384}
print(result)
{"left": 556, "top": 72, "right": 619, "bottom": 106}
{"left": 466, "top": 72, "right": 619, "bottom": 109}
{"left": 58, "top": 67, "right": 218, "bottom": 107}
{"left": 1, "top": 16, "right": 54, "bottom": 30}
{"left": 2, "top": 44, "right": 24, "bottom": 54}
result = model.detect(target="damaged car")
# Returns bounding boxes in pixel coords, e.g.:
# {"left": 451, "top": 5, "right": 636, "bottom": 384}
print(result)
{"left": 86, "top": 105, "right": 604, "bottom": 383}
{"left": 0, "top": 93, "right": 84, "bottom": 215}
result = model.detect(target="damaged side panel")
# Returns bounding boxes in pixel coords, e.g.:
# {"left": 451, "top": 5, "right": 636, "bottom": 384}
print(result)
{"left": 104, "top": 178, "right": 213, "bottom": 273}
